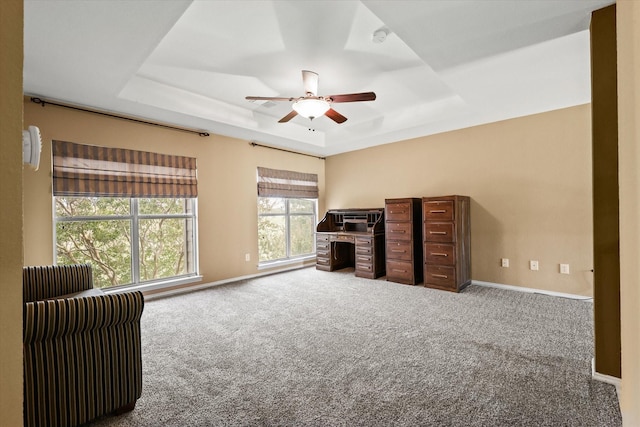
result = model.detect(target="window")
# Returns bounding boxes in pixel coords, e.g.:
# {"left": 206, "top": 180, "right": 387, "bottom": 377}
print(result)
{"left": 52, "top": 140, "right": 198, "bottom": 289}
{"left": 256, "top": 167, "right": 318, "bottom": 265}
{"left": 55, "top": 197, "right": 197, "bottom": 288}
{"left": 258, "top": 197, "right": 316, "bottom": 263}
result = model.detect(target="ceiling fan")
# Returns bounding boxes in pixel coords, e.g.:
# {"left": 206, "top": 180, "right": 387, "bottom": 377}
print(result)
{"left": 246, "top": 70, "right": 376, "bottom": 124}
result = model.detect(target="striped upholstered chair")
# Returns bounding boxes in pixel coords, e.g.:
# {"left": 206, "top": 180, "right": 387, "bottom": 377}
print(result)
{"left": 23, "top": 264, "right": 145, "bottom": 427}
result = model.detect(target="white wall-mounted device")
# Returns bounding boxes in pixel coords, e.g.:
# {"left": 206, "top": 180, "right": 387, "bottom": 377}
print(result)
{"left": 22, "top": 125, "right": 42, "bottom": 170}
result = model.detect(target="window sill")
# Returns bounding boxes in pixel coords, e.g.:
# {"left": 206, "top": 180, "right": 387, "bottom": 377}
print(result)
{"left": 103, "top": 274, "right": 203, "bottom": 295}
{"left": 258, "top": 255, "right": 316, "bottom": 271}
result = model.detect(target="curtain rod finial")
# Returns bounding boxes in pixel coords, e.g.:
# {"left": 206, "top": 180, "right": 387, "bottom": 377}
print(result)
{"left": 31, "top": 97, "right": 45, "bottom": 107}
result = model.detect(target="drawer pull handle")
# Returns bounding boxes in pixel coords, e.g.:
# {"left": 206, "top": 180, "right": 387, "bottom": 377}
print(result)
{"left": 390, "top": 230, "right": 406, "bottom": 233}
{"left": 391, "top": 249, "right": 406, "bottom": 253}
{"left": 430, "top": 209, "right": 447, "bottom": 213}
{"left": 431, "top": 252, "right": 448, "bottom": 257}
{"left": 393, "top": 269, "right": 407, "bottom": 273}
{"left": 429, "top": 231, "right": 447, "bottom": 235}
{"left": 432, "top": 273, "right": 448, "bottom": 279}
{"left": 358, "top": 256, "right": 369, "bottom": 261}
{"left": 390, "top": 210, "right": 406, "bottom": 214}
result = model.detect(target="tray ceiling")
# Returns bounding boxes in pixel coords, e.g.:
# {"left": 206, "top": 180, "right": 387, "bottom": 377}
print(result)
{"left": 24, "top": 0, "right": 614, "bottom": 156}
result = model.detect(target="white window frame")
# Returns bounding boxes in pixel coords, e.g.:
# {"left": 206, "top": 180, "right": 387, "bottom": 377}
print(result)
{"left": 53, "top": 196, "right": 200, "bottom": 290}
{"left": 257, "top": 197, "right": 317, "bottom": 267}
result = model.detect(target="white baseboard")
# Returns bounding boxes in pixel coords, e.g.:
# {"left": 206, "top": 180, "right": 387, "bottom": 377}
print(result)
{"left": 144, "top": 263, "right": 314, "bottom": 300}
{"left": 472, "top": 280, "right": 593, "bottom": 301}
{"left": 591, "top": 358, "right": 621, "bottom": 397}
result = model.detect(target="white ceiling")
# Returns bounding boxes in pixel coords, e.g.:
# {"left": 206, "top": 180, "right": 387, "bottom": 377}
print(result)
{"left": 23, "top": 0, "right": 614, "bottom": 157}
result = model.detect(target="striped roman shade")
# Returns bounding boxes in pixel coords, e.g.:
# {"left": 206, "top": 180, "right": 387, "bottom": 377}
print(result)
{"left": 257, "top": 167, "right": 318, "bottom": 198}
{"left": 52, "top": 140, "right": 197, "bottom": 198}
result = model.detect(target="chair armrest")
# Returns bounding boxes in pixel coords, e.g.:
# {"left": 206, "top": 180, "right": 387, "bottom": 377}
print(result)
{"left": 23, "top": 264, "right": 94, "bottom": 302}
{"left": 24, "top": 292, "right": 144, "bottom": 343}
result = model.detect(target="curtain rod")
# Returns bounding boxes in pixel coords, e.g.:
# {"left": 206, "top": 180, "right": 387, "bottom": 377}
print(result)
{"left": 30, "top": 96, "right": 210, "bottom": 137}
{"left": 249, "top": 141, "right": 325, "bottom": 160}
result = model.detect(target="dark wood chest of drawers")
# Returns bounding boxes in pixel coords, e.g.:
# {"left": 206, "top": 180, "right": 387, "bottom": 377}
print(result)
{"left": 422, "top": 195, "right": 471, "bottom": 292}
{"left": 385, "top": 198, "right": 423, "bottom": 285}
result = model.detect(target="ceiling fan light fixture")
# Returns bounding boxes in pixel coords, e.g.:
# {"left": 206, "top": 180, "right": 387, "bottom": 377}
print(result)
{"left": 292, "top": 98, "right": 330, "bottom": 119}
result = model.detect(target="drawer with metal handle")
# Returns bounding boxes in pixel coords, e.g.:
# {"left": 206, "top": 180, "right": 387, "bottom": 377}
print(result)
{"left": 316, "top": 234, "right": 330, "bottom": 243}
{"left": 356, "top": 245, "right": 372, "bottom": 255}
{"left": 385, "top": 202, "right": 412, "bottom": 221}
{"left": 424, "top": 243, "right": 455, "bottom": 265}
{"left": 330, "top": 234, "right": 355, "bottom": 244}
{"left": 387, "top": 260, "right": 414, "bottom": 282}
{"left": 316, "top": 249, "right": 330, "bottom": 258}
{"left": 356, "top": 262, "right": 373, "bottom": 272}
{"left": 423, "top": 200, "right": 454, "bottom": 221}
{"left": 355, "top": 237, "right": 372, "bottom": 247}
{"left": 316, "top": 257, "right": 330, "bottom": 266}
{"left": 424, "top": 265, "right": 456, "bottom": 288}
{"left": 424, "top": 222, "right": 455, "bottom": 243}
{"left": 385, "top": 221, "right": 412, "bottom": 241}
{"left": 385, "top": 240, "right": 412, "bottom": 261}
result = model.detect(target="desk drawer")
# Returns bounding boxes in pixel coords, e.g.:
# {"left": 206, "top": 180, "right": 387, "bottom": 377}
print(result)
{"left": 385, "top": 202, "right": 412, "bottom": 222}
{"left": 356, "top": 244, "right": 372, "bottom": 255}
{"left": 316, "top": 257, "right": 330, "bottom": 267}
{"left": 355, "top": 237, "right": 372, "bottom": 247}
{"left": 423, "top": 200, "right": 454, "bottom": 221}
{"left": 316, "top": 249, "right": 330, "bottom": 258}
{"left": 425, "top": 243, "right": 455, "bottom": 266}
{"left": 316, "top": 239, "right": 329, "bottom": 249}
{"left": 424, "top": 222, "right": 455, "bottom": 243}
{"left": 356, "top": 254, "right": 372, "bottom": 264}
{"left": 356, "top": 261, "right": 373, "bottom": 272}
{"left": 331, "top": 234, "right": 355, "bottom": 244}
{"left": 317, "top": 234, "right": 329, "bottom": 243}
{"left": 386, "top": 222, "right": 413, "bottom": 241}
{"left": 386, "top": 241, "right": 412, "bottom": 261}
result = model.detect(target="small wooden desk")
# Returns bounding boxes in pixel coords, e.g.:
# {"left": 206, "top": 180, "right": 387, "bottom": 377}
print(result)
{"left": 315, "top": 209, "right": 386, "bottom": 279}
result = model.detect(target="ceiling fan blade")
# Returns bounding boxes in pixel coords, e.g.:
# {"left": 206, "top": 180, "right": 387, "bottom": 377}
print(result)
{"left": 278, "top": 110, "right": 298, "bottom": 123}
{"left": 325, "top": 108, "right": 347, "bottom": 124}
{"left": 302, "top": 70, "right": 319, "bottom": 96}
{"left": 246, "top": 96, "right": 295, "bottom": 102}
{"left": 327, "top": 92, "right": 376, "bottom": 103}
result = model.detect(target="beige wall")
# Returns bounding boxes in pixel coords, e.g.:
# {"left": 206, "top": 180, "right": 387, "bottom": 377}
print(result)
{"left": 617, "top": 0, "right": 640, "bottom": 423}
{"left": 24, "top": 100, "right": 595, "bottom": 297}
{"left": 22, "top": 101, "right": 325, "bottom": 285}
{"left": 0, "top": 0, "right": 24, "bottom": 424}
{"left": 13, "top": 3, "right": 640, "bottom": 423}
{"left": 16, "top": 9, "right": 640, "bottom": 419}
{"left": 325, "top": 105, "right": 594, "bottom": 296}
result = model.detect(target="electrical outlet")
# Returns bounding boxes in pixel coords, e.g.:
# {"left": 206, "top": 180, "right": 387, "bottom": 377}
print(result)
{"left": 245, "top": 253, "right": 251, "bottom": 262}
{"left": 501, "top": 258, "right": 509, "bottom": 267}
{"left": 529, "top": 260, "right": 539, "bottom": 271}
{"left": 560, "top": 263, "right": 570, "bottom": 274}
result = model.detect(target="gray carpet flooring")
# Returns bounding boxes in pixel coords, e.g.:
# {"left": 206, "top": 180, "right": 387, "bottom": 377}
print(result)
{"left": 90, "top": 267, "right": 621, "bottom": 426}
